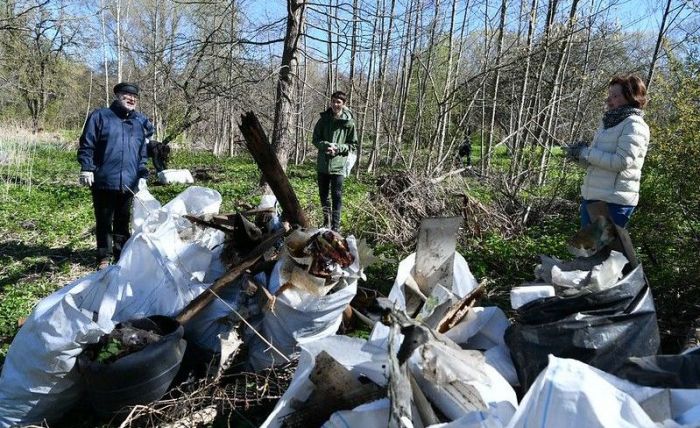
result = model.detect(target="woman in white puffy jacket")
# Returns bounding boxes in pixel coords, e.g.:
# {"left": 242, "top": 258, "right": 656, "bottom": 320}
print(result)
{"left": 574, "top": 74, "right": 650, "bottom": 228}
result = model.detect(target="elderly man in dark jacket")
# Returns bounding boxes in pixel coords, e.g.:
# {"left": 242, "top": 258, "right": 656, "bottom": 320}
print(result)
{"left": 77, "top": 82, "right": 152, "bottom": 269}
{"left": 312, "top": 90, "right": 358, "bottom": 231}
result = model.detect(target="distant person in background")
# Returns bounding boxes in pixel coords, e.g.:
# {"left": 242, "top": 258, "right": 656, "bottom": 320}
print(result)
{"left": 312, "top": 91, "right": 358, "bottom": 231}
{"left": 566, "top": 74, "right": 650, "bottom": 228}
{"left": 458, "top": 126, "right": 473, "bottom": 168}
{"left": 77, "top": 82, "right": 151, "bottom": 269}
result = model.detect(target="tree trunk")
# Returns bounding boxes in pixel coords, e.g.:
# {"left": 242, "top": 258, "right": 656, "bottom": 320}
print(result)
{"left": 367, "top": 0, "right": 397, "bottom": 174}
{"left": 536, "top": 0, "right": 579, "bottom": 186}
{"left": 101, "top": 0, "right": 109, "bottom": 105}
{"left": 348, "top": 0, "right": 359, "bottom": 105}
{"left": 646, "top": 0, "right": 673, "bottom": 90}
{"left": 116, "top": 0, "right": 122, "bottom": 82}
{"left": 510, "top": 0, "right": 538, "bottom": 181}
{"left": 357, "top": 0, "right": 379, "bottom": 177}
{"left": 271, "top": 0, "right": 306, "bottom": 173}
{"left": 485, "top": 0, "right": 507, "bottom": 174}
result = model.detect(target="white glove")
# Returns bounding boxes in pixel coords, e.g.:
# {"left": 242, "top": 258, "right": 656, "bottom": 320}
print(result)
{"left": 138, "top": 178, "right": 147, "bottom": 191}
{"left": 79, "top": 171, "right": 94, "bottom": 187}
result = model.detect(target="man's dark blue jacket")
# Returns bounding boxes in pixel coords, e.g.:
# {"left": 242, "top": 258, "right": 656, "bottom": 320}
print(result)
{"left": 77, "top": 101, "right": 150, "bottom": 191}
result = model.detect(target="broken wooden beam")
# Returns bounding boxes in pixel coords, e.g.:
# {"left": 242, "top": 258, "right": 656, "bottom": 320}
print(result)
{"left": 238, "top": 112, "right": 309, "bottom": 228}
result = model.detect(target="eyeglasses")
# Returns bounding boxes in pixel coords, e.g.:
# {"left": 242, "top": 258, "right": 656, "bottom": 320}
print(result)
{"left": 118, "top": 92, "right": 139, "bottom": 100}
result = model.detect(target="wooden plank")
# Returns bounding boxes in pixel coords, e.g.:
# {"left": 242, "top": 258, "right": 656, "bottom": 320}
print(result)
{"left": 238, "top": 112, "right": 309, "bottom": 228}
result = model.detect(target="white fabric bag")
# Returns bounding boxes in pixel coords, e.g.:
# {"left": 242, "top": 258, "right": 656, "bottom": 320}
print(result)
{"left": 0, "top": 187, "right": 223, "bottom": 427}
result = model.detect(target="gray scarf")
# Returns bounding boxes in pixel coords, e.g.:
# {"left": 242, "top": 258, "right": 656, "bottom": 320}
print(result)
{"left": 603, "top": 106, "right": 643, "bottom": 129}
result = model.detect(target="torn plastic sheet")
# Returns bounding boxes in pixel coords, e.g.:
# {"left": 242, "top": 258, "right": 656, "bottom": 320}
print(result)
{"left": 262, "top": 334, "right": 516, "bottom": 428}
{"left": 408, "top": 341, "right": 517, "bottom": 425}
{"left": 508, "top": 355, "right": 700, "bottom": 428}
{"left": 369, "top": 251, "right": 478, "bottom": 348}
{"left": 535, "top": 250, "right": 628, "bottom": 291}
{"left": 443, "top": 307, "right": 517, "bottom": 386}
{"left": 247, "top": 236, "right": 361, "bottom": 371}
{"left": 0, "top": 187, "right": 224, "bottom": 427}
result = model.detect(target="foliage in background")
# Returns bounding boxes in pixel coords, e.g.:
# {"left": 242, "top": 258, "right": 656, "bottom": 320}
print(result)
{"left": 634, "top": 51, "right": 700, "bottom": 345}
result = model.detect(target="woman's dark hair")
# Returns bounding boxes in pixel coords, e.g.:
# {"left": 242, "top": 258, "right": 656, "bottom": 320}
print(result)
{"left": 331, "top": 91, "right": 347, "bottom": 103}
{"left": 609, "top": 74, "right": 647, "bottom": 109}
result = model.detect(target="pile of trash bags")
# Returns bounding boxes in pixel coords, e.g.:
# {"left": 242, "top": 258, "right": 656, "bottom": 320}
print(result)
{"left": 1, "top": 186, "right": 700, "bottom": 428}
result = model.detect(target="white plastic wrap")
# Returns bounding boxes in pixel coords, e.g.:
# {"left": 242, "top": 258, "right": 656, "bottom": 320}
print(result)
{"left": 507, "top": 356, "right": 700, "bottom": 428}
{"left": 408, "top": 342, "right": 517, "bottom": 425}
{"left": 0, "top": 187, "right": 224, "bottom": 427}
{"left": 247, "top": 237, "right": 361, "bottom": 371}
{"left": 261, "top": 336, "right": 389, "bottom": 428}
{"left": 444, "top": 307, "right": 518, "bottom": 386}
{"left": 369, "top": 252, "right": 478, "bottom": 348}
{"left": 509, "top": 286, "right": 555, "bottom": 310}
{"left": 537, "top": 250, "right": 628, "bottom": 291}
{"left": 156, "top": 168, "right": 195, "bottom": 184}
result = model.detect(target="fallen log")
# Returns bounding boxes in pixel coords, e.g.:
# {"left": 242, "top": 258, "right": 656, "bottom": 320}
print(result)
{"left": 238, "top": 111, "right": 309, "bottom": 228}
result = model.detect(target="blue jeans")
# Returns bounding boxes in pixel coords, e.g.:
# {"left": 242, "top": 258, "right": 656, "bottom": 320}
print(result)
{"left": 580, "top": 199, "right": 635, "bottom": 228}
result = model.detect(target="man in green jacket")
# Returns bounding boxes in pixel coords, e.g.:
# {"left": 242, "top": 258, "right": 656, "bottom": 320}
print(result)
{"left": 312, "top": 91, "right": 358, "bottom": 231}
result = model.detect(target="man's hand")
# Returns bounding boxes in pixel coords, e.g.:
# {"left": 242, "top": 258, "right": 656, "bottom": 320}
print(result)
{"left": 326, "top": 142, "right": 338, "bottom": 156}
{"left": 79, "top": 171, "right": 94, "bottom": 187}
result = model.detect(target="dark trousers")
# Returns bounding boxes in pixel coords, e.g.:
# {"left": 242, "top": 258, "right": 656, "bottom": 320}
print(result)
{"left": 318, "top": 172, "right": 344, "bottom": 230}
{"left": 91, "top": 188, "right": 133, "bottom": 262}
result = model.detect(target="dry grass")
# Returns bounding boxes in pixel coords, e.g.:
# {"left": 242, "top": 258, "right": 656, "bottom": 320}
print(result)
{"left": 112, "top": 360, "right": 298, "bottom": 427}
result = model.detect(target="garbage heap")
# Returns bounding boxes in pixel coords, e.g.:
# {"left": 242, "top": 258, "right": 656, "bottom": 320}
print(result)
{"left": 258, "top": 213, "right": 700, "bottom": 427}
{"left": 1, "top": 188, "right": 700, "bottom": 428}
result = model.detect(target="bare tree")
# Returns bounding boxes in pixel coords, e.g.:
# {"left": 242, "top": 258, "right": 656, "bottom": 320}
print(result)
{"left": 271, "top": 0, "right": 307, "bottom": 171}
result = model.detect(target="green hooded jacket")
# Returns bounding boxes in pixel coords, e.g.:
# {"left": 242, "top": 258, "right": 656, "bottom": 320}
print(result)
{"left": 312, "top": 107, "right": 358, "bottom": 176}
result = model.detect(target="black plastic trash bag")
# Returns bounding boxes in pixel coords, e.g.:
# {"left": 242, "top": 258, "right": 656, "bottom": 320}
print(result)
{"left": 505, "top": 265, "right": 660, "bottom": 392}
{"left": 612, "top": 347, "right": 700, "bottom": 389}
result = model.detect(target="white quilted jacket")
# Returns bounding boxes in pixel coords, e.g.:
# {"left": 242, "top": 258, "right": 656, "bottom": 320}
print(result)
{"left": 580, "top": 114, "right": 650, "bottom": 206}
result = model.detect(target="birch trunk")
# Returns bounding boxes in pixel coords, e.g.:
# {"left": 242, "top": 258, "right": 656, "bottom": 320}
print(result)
{"left": 431, "top": 0, "right": 459, "bottom": 173}
{"left": 418, "top": 0, "right": 441, "bottom": 173}
{"left": 510, "top": 0, "right": 538, "bottom": 180}
{"left": 357, "top": 1, "right": 379, "bottom": 177}
{"left": 536, "top": 0, "right": 579, "bottom": 186}
{"left": 271, "top": 0, "right": 306, "bottom": 172}
{"left": 485, "top": 0, "right": 507, "bottom": 174}
{"left": 101, "top": 0, "right": 109, "bottom": 105}
{"left": 367, "top": 0, "right": 396, "bottom": 174}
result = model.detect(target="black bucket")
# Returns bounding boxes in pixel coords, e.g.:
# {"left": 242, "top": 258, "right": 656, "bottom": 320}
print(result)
{"left": 77, "top": 315, "right": 187, "bottom": 416}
